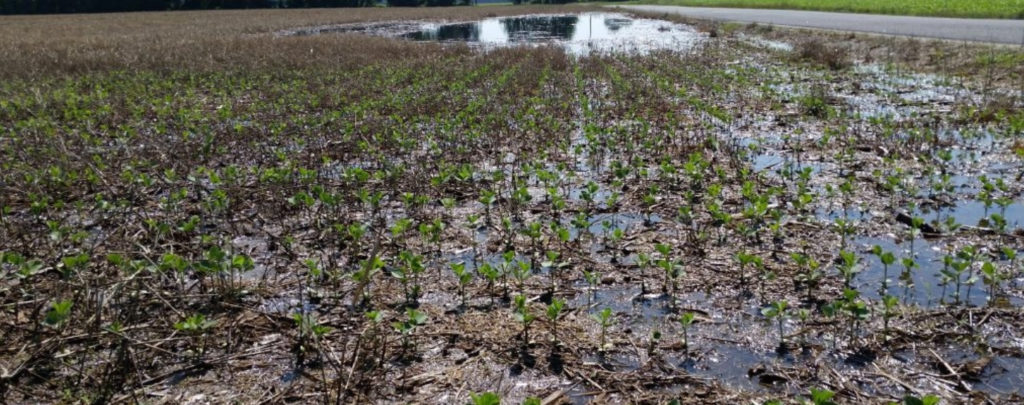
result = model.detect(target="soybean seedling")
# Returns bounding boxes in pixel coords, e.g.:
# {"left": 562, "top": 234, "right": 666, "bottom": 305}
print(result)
{"left": 469, "top": 392, "right": 501, "bottom": 405}
{"left": 655, "top": 243, "right": 682, "bottom": 307}
{"left": 791, "top": 252, "right": 822, "bottom": 303}
{"left": 795, "top": 308, "right": 810, "bottom": 347}
{"left": 522, "top": 222, "right": 543, "bottom": 268}
{"left": 872, "top": 246, "right": 896, "bottom": 297}
{"left": 393, "top": 251, "right": 425, "bottom": 307}
{"left": 175, "top": 313, "right": 216, "bottom": 359}
{"left": 958, "top": 246, "right": 979, "bottom": 303}
{"left": 980, "top": 261, "right": 1005, "bottom": 300}
{"left": 513, "top": 295, "right": 536, "bottom": 346}
{"left": 840, "top": 288, "right": 870, "bottom": 343}
{"left": 451, "top": 262, "right": 473, "bottom": 309}
{"left": 393, "top": 308, "right": 428, "bottom": 355}
{"left": 881, "top": 295, "right": 898, "bottom": 338}
{"left": 608, "top": 228, "right": 624, "bottom": 264}
{"left": 546, "top": 298, "right": 565, "bottom": 342}
{"left": 292, "top": 313, "right": 329, "bottom": 363}
{"left": 478, "top": 190, "right": 496, "bottom": 226}
{"left": 837, "top": 250, "right": 859, "bottom": 289}
{"left": 834, "top": 218, "right": 856, "bottom": 251}
{"left": 761, "top": 300, "right": 787, "bottom": 349}
{"left": 512, "top": 261, "right": 532, "bottom": 295}
{"left": 583, "top": 270, "right": 600, "bottom": 305}
{"left": 735, "top": 251, "right": 761, "bottom": 293}
{"left": 899, "top": 257, "right": 918, "bottom": 295}
{"left": 478, "top": 263, "right": 500, "bottom": 307}
{"left": 44, "top": 299, "right": 73, "bottom": 328}
{"left": 352, "top": 255, "right": 383, "bottom": 307}
{"left": 679, "top": 312, "right": 696, "bottom": 351}
{"left": 542, "top": 251, "right": 568, "bottom": 297}
{"left": 498, "top": 250, "right": 516, "bottom": 300}
{"left": 636, "top": 253, "right": 651, "bottom": 295}
{"left": 592, "top": 308, "right": 614, "bottom": 351}
{"left": 648, "top": 330, "right": 662, "bottom": 357}
{"left": 807, "top": 388, "right": 837, "bottom": 405}
{"left": 902, "top": 394, "right": 941, "bottom": 405}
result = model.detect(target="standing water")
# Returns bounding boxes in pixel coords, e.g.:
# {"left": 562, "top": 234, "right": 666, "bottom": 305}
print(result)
{"left": 398, "top": 13, "right": 703, "bottom": 55}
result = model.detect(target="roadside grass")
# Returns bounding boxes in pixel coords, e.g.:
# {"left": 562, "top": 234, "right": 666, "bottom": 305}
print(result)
{"left": 623, "top": 0, "right": 1024, "bottom": 19}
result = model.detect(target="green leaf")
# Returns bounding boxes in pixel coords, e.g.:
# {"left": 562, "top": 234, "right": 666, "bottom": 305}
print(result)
{"left": 469, "top": 391, "right": 501, "bottom": 405}
{"left": 903, "top": 394, "right": 940, "bottom": 405}
{"left": 680, "top": 312, "right": 696, "bottom": 327}
{"left": 547, "top": 298, "right": 564, "bottom": 321}
{"left": 810, "top": 387, "right": 836, "bottom": 405}
{"left": 44, "top": 300, "right": 73, "bottom": 327}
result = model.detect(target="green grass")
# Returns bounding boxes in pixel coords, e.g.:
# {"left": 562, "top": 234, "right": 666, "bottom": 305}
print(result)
{"left": 628, "top": 0, "right": 1024, "bottom": 19}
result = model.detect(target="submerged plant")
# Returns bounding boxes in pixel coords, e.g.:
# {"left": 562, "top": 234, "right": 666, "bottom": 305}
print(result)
{"left": 679, "top": 312, "right": 696, "bottom": 350}
{"left": 871, "top": 246, "right": 896, "bottom": 296}
{"left": 980, "top": 261, "right": 1006, "bottom": 300}
{"left": 761, "top": 300, "right": 787, "bottom": 348}
{"left": 636, "top": 253, "right": 652, "bottom": 295}
{"left": 655, "top": 243, "right": 682, "bottom": 307}
{"left": 583, "top": 269, "right": 600, "bottom": 305}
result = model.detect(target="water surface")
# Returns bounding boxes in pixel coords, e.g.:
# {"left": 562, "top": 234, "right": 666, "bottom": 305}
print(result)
{"left": 400, "top": 13, "right": 703, "bottom": 55}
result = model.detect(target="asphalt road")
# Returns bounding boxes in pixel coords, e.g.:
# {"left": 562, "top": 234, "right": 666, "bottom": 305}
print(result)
{"left": 619, "top": 5, "right": 1024, "bottom": 44}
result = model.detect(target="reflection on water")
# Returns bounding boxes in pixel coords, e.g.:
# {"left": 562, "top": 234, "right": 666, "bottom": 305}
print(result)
{"left": 503, "top": 15, "right": 579, "bottom": 41}
{"left": 403, "top": 15, "right": 585, "bottom": 42}
{"left": 403, "top": 22, "right": 482, "bottom": 41}
{"left": 400, "top": 13, "right": 702, "bottom": 55}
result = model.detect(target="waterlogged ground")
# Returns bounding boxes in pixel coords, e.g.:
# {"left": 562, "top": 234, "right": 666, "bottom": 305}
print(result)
{"left": 1, "top": 9, "right": 1024, "bottom": 404}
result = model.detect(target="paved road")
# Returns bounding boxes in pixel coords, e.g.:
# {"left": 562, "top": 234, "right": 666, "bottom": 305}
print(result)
{"left": 619, "top": 5, "right": 1024, "bottom": 44}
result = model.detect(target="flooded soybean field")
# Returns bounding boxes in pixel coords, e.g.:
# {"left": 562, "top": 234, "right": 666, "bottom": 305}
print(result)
{"left": 2, "top": 6, "right": 1024, "bottom": 404}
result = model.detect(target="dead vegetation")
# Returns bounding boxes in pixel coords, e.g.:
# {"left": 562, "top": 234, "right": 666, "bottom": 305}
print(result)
{"left": 0, "top": 5, "right": 599, "bottom": 78}
{"left": 792, "top": 38, "right": 851, "bottom": 70}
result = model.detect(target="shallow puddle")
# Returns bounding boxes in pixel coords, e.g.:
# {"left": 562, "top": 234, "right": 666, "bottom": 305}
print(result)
{"left": 852, "top": 235, "right": 1023, "bottom": 308}
{"left": 917, "top": 199, "right": 1024, "bottom": 229}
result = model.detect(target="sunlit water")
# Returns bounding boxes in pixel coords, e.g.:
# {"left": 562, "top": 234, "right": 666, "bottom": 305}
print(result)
{"left": 401, "top": 13, "right": 703, "bottom": 55}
